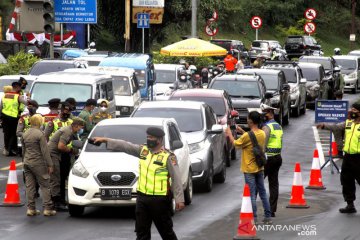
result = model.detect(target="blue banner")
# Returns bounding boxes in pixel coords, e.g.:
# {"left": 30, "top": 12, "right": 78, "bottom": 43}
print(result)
{"left": 315, "top": 100, "right": 349, "bottom": 123}
{"left": 55, "top": 0, "right": 97, "bottom": 24}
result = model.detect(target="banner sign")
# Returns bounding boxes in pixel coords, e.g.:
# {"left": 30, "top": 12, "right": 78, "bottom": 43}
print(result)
{"left": 55, "top": 0, "right": 97, "bottom": 24}
{"left": 132, "top": 7, "right": 164, "bottom": 24}
{"left": 133, "top": 0, "right": 164, "bottom": 7}
{"left": 315, "top": 100, "right": 349, "bottom": 123}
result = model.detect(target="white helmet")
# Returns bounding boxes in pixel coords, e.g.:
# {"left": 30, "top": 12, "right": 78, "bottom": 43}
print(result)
{"left": 334, "top": 48, "right": 341, "bottom": 55}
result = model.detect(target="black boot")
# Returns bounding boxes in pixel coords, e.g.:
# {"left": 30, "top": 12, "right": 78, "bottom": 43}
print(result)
{"left": 339, "top": 202, "right": 357, "bottom": 213}
{"left": 52, "top": 196, "right": 68, "bottom": 212}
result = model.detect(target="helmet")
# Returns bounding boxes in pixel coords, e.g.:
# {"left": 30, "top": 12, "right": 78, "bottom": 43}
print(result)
{"left": 334, "top": 48, "right": 341, "bottom": 55}
{"left": 179, "top": 70, "right": 187, "bottom": 82}
{"left": 188, "top": 65, "right": 197, "bottom": 74}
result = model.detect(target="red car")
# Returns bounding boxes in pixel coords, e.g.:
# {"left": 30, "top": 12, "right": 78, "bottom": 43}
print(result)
{"left": 169, "top": 89, "right": 239, "bottom": 167}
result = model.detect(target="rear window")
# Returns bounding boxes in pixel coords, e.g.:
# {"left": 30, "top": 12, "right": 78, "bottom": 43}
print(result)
{"left": 252, "top": 42, "right": 269, "bottom": 48}
{"left": 170, "top": 96, "right": 226, "bottom": 117}
{"left": 286, "top": 37, "right": 303, "bottom": 44}
{"left": 210, "top": 40, "right": 231, "bottom": 51}
{"left": 29, "top": 62, "right": 85, "bottom": 75}
{"left": 155, "top": 69, "right": 177, "bottom": 84}
{"left": 0, "top": 79, "right": 33, "bottom": 92}
{"left": 301, "top": 67, "right": 320, "bottom": 82}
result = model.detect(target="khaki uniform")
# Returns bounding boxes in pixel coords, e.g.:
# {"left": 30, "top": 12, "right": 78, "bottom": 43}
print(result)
{"left": 22, "top": 127, "right": 53, "bottom": 210}
{"left": 48, "top": 126, "right": 76, "bottom": 199}
{"left": 78, "top": 109, "right": 94, "bottom": 139}
{"left": 16, "top": 114, "right": 31, "bottom": 138}
{"left": 92, "top": 112, "right": 112, "bottom": 125}
{"left": 44, "top": 117, "right": 72, "bottom": 141}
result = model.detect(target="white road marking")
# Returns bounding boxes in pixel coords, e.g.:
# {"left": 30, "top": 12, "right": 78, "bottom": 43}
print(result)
{"left": 312, "top": 126, "right": 325, "bottom": 166}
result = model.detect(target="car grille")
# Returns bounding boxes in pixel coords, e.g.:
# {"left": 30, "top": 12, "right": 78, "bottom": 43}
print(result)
{"left": 96, "top": 172, "right": 136, "bottom": 186}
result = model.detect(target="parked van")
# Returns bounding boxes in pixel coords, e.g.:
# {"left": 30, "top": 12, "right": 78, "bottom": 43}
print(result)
{"left": 64, "top": 66, "right": 141, "bottom": 117}
{"left": 99, "top": 53, "right": 155, "bottom": 100}
{"left": 30, "top": 72, "right": 116, "bottom": 116}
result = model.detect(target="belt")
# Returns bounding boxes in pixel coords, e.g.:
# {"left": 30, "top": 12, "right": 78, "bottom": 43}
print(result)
{"left": 266, "top": 148, "right": 281, "bottom": 154}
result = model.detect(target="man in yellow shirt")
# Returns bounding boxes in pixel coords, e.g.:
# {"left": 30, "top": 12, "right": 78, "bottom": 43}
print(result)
{"left": 226, "top": 111, "right": 272, "bottom": 224}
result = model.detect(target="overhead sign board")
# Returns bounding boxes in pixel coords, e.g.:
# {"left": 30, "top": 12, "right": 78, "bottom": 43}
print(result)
{"left": 250, "top": 16, "right": 262, "bottom": 29}
{"left": 137, "top": 13, "right": 150, "bottom": 28}
{"left": 304, "top": 22, "right": 316, "bottom": 34}
{"left": 55, "top": 0, "right": 97, "bottom": 24}
{"left": 305, "top": 8, "right": 317, "bottom": 20}
{"left": 315, "top": 100, "right": 349, "bottom": 123}
{"left": 133, "top": 0, "right": 164, "bottom": 7}
{"left": 132, "top": 7, "right": 164, "bottom": 24}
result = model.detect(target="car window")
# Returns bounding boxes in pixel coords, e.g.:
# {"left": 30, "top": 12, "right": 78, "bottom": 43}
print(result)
{"left": 29, "top": 62, "right": 83, "bottom": 75}
{"left": 310, "top": 37, "right": 317, "bottom": 45}
{"left": 205, "top": 106, "right": 217, "bottom": 130}
{"left": 112, "top": 76, "right": 131, "bottom": 96}
{"left": 301, "top": 67, "right": 320, "bottom": 82}
{"left": 252, "top": 41, "right": 269, "bottom": 49}
{"left": 299, "top": 58, "right": 332, "bottom": 70}
{"left": 168, "top": 123, "right": 181, "bottom": 146}
{"left": 210, "top": 80, "right": 261, "bottom": 98}
{"left": 155, "top": 69, "right": 177, "bottom": 84}
{"left": 334, "top": 59, "right": 356, "bottom": 70}
{"left": 258, "top": 74, "right": 279, "bottom": 90}
{"left": 170, "top": 96, "right": 226, "bottom": 117}
{"left": 304, "top": 37, "right": 313, "bottom": 45}
{"left": 267, "top": 68, "right": 297, "bottom": 83}
{"left": 0, "top": 79, "right": 33, "bottom": 92}
{"left": 210, "top": 40, "right": 231, "bottom": 51}
{"left": 286, "top": 37, "right": 302, "bottom": 44}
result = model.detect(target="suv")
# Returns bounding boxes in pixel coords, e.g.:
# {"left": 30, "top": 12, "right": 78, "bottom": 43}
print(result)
{"left": 169, "top": 89, "right": 239, "bottom": 166}
{"left": 333, "top": 55, "right": 360, "bottom": 94}
{"left": 29, "top": 59, "right": 88, "bottom": 76}
{"left": 262, "top": 61, "right": 307, "bottom": 117}
{"left": 210, "top": 39, "right": 250, "bottom": 65}
{"left": 208, "top": 74, "right": 272, "bottom": 127}
{"left": 238, "top": 69, "right": 291, "bottom": 126}
{"left": 298, "top": 56, "right": 341, "bottom": 99}
{"left": 154, "top": 64, "right": 186, "bottom": 100}
{"left": 285, "top": 35, "right": 322, "bottom": 59}
{"left": 249, "top": 40, "right": 283, "bottom": 60}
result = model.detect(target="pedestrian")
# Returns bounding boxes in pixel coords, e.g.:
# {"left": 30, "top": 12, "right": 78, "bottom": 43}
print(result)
{"left": 44, "top": 102, "right": 73, "bottom": 141}
{"left": 65, "top": 97, "right": 77, "bottom": 118}
{"left": 22, "top": 114, "right": 56, "bottom": 216}
{"left": 0, "top": 81, "right": 28, "bottom": 156}
{"left": 48, "top": 117, "right": 85, "bottom": 211}
{"left": 262, "top": 105, "right": 283, "bottom": 217}
{"left": 92, "top": 126, "right": 185, "bottom": 240}
{"left": 43, "top": 98, "right": 61, "bottom": 125}
{"left": 78, "top": 98, "right": 97, "bottom": 139}
{"left": 173, "top": 70, "right": 193, "bottom": 90}
{"left": 16, "top": 100, "right": 39, "bottom": 138}
{"left": 224, "top": 51, "right": 238, "bottom": 73}
{"left": 335, "top": 90, "right": 343, "bottom": 100}
{"left": 225, "top": 111, "right": 272, "bottom": 224}
{"left": 92, "top": 99, "right": 112, "bottom": 125}
{"left": 316, "top": 102, "right": 360, "bottom": 213}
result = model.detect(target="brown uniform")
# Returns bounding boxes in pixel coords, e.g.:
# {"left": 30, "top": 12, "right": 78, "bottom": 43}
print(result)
{"left": 22, "top": 127, "right": 53, "bottom": 210}
{"left": 92, "top": 112, "right": 112, "bottom": 125}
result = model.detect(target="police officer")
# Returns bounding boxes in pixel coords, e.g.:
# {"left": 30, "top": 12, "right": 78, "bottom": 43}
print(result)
{"left": 317, "top": 102, "right": 360, "bottom": 213}
{"left": 43, "top": 98, "right": 61, "bottom": 125}
{"left": 65, "top": 97, "right": 77, "bottom": 118}
{"left": 0, "top": 81, "right": 28, "bottom": 156}
{"left": 92, "top": 99, "right": 112, "bottom": 125}
{"left": 173, "top": 70, "right": 193, "bottom": 90}
{"left": 44, "top": 102, "right": 73, "bottom": 141}
{"left": 48, "top": 117, "right": 85, "bottom": 211}
{"left": 16, "top": 100, "right": 39, "bottom": 138}
{"left": 262, "top": 105, "right": 283, "bottom": 217}
{"left": 22, "top": 114, "right": 56, "bottom": 216}
{"left": 92, "top": 127, "right": 185, "bottom": 240}
{"left": 78, "top": 98, "right": 97, "bottom": 139}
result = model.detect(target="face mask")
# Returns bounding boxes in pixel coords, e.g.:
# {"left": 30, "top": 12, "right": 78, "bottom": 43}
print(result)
{"left": 28, "top": 108, "right": 36, "bottom": 115}
{"left": 147, "top": 139, "right": 158, "bottom": 148}
{"left": 78, "top": 128, "right": 84, "bottom": 136}
{"left": 180, "top": 76, "right": 186, "bottom": 81}
{"left": 350, "top": 111, "right": 359, "bottom": 119}
{"left": 100, "top": 107, "right": 107, "bottom": 112}
{"left": 21, "top": 86, "right": 26, "bottom": 90}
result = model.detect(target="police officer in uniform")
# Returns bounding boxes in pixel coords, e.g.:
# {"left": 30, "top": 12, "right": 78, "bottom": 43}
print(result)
{"left": 173, "top": 70, "right": 193, "bottom": 90}
{"left": 65, "top": 97, "right": 77, "bottom": 118}
{"left": 44, "top": 102, "right": 73, "bottom": 141}
{"left": 93, "top": 127, "right": 185, "bottom": 240}
{"left": 48, "top": 117, "right": 85, "bottom": 211}
{"left": 43, "top": 98, "right": 61, "bottom": 125}
{"left": 317, "top": 102, "right": 360, "bottom": 213}
{"left": 16, "top": 100, "right": 39, "bottom": 138}
{"left": 262, "top": 105, "right": 283, "bottom": 217}
{"left": 78, "top": 98, "right": 97, "bottom": 139}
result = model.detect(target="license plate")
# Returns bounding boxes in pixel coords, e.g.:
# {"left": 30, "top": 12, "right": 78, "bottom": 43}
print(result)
{"left": 100, "top": 188, "right": 132, "bottom": 200}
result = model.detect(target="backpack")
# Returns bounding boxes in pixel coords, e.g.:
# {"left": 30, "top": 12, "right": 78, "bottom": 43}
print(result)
{"left": 248, "top": 131, "right": 266, "bottom": 168}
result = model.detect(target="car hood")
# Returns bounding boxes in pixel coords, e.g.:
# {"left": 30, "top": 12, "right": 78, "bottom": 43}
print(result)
{"left": 153, "top": 83, "right": 173, "bottom": 94}
{"left": 230, "top": 98, "right": 262, "bottom": 109}
{"left": 115, "top": 95, "right": 137, "bottom": 107}
{"left": 341, "top": 69, "right": 356, "bottom": 75}
{"left": 182, "top": 131, "right": 205, "bottom": 145}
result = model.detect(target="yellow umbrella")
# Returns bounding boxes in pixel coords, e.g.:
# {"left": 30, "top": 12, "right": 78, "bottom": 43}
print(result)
{"left": 160, "top": 38, "right": 227, "bottom": 57}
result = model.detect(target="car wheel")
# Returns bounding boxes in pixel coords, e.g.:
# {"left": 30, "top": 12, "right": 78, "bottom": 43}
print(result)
{"left": 352, "top": 82, "right": 358, "bottom": 93}
{"left": 226, "top": 148, "right": 231, "bottom": 167}
{"left": 357, "top": 80, "right": 360, "bottom": 89}
{"left": 214, "top": 158, "right": 226, "bottom": 184}
{"left": 282, "top": 105, "right": 290, "bottom": 125}
{"left": 231, "top": 147, "right": 237, "bottom": 160}
{"left": 300, "top": 100, "right": 306, "bottom": 115}
{"left": 68, "top": 204, "right": 85, "bottom": 217}
{"left": 292, "top": 103, "right": 300, "bottom": 117}
{"left": 184, "top": 169, "right": 193, "bottom": 205}
{"left": 201, "top": 155, "right": 214, "bottom": 193}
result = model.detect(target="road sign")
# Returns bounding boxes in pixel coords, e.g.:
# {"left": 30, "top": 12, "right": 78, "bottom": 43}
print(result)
{"left": 137, "top": 13, "right": 150, "bottom": 28}
{"left": 304, "top": 22, "right": 316, "bottom": 34}
{"left": 315, "top": 100, "right": 349, "bottom": 123}
{"left": 350, "top": 34, "right": 356, "bottom": 41}
{"left": 205, "top": 24, "right": 218, "bottom": 37}
{"left": 305, "top": 8, "right": 317, "bottom": 20}
{"left": 55, "top": 0, "right": 97, "bottom": 24}
{"left": 250, "top": 16, "right": 262, "bottom": 29}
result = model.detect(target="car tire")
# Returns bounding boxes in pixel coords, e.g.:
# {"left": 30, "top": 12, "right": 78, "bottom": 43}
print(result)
{"left": 226, "top": 148, "right": 231, "bottom": 167}
{"left": 300, "top": 101, "right": 306, "bottom": 115}
{"left": 292, "top": 103, "right": 301, "bottom": 117}
{"left": 68, "top": 204, "right": 85, "bottom": 217}
{"left": 282, "top": 106, "right": 290, "bottom": 125}
{"left": 214, "top": 149, "right": 227, "bottom": 183}
{"left": 201, "top": 155, "right": 214, "bottom": 193}
{"left": 184, "top": 169, "right": 193, "bottom": 205}
{"left": 231, "top": 147, "right": 237, "bottom": 160}
{"left": 352, "top": 82, "right": 357, "bottom": 94}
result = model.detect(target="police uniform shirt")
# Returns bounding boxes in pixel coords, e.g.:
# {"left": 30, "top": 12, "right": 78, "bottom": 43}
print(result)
{"left": 16, "top": 114, "right": 30, "bottom": 138}
{"left": 106, "top": 138, "right": 185, "bottom": 203}
{"left": 48, "top": 126, "right": 76, "bottom": 156}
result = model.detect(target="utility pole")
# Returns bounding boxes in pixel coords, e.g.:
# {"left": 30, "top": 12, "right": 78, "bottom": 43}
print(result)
{"left": 191, "top": 0, "right": 197, "bottom": 37}
{"left": 351, "top": 0, "right": 356, "bottom": 50}
{"left": 125, "top": 0, "right": 131, "bottom": 52}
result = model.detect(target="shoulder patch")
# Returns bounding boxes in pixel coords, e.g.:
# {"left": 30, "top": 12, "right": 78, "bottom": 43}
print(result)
{"left": 169, "top": 154, "right": 178, "bottom": 166}
{"left": 19, "top": 118, "right": 23, "bottom": 124}
{"left": 140, "top": 148, "right": 149, "bottom": 157}
{"left": 157, "top": 155, "right": 164, "bottom": 161}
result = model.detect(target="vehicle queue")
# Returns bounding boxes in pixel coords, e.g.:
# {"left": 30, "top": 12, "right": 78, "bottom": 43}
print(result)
{"left": 1, "top": 43, "right": 360, "bottom": 239}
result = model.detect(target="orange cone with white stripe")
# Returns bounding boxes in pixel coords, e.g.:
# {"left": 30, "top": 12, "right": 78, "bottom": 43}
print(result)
{"left": 233, "top": 184, "right": 260, "bottom": 240}
{"left": 328, "top": 138, "right": 339, "bottom": 157}
{"left": 0, "top": 160, "right": 23, "bottom": 207}
{"left": 306, "top": 149, "right": 326, "bottom": 190}
{"left": 286, "top": 162, "right": 309, "bottom": 209}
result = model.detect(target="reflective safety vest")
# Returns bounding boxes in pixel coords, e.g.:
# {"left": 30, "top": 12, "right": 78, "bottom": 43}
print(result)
{"left": 50, "top": 118, "right": 73, "bottom": 139}
{"left": 22, "top": 115, "right": 31, "bottom": 132}
{"left": 1, "top": 92, "right": 19, "bottom": 118}
{"left": 266, "top": 120, "right": 283, "bottom": 156}
{"left": 343, "top": 119, "right": 360, "bottom": 154}
{"left": 137, "top": 145, "right": 170, "bottom": 196}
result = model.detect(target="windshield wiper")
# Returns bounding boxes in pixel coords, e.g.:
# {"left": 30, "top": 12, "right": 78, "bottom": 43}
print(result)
{"left": 242, "top": 95, "right": 259, "bottom": 99}
{"left": 229, "top": 95, "right": 243, "bottom": 98}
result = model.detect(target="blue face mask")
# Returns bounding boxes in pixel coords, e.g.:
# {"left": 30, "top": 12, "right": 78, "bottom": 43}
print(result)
{"left": 78, "top": 128, "right": 84, "bottom": 136}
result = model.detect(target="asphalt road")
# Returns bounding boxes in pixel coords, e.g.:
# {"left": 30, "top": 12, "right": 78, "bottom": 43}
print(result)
{"left": 0, "top": 92, "right": 359, "bottom": 240}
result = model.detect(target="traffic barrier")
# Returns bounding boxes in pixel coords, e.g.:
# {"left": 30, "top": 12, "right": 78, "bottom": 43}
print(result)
{"left": 286, "top": 162, "right": 309, "bottom": 208}
{"left": 0, "top": 160, "right": 24, "bottom": 207}
{"left": 328, "top": 139, "right": 338, "bottom": 157}
{"left": 233, "top": 184, "right": 260, "bottom": 240}
{"left": 306, "top": 149, "right": 326, "bottom": 190}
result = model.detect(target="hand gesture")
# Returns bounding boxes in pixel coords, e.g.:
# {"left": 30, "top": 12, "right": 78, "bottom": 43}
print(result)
{"left": 316, "top": 123, "right": 324, "bottom": 129}
{"left": 176, "top": 202, "right": 185, "bottom": 211}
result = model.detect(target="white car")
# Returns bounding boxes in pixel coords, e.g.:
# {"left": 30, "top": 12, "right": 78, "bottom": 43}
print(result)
{"left": 333, "top": 55, "right": 360, "bottom": 94}
{"left": 68, "top": 117, "right": 192, "bottom": 217}
{"left": 153, "top": 64, "right": 185, "bottom": 100}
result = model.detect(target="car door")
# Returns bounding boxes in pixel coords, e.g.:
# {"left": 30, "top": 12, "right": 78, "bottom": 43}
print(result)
{"left": 297, "top": 68, "right": 306, "bottom": 105}
{"left": 130, "top": 74, "right": 141, "bottom": 108}
{"left": 280, "top": 72, "right": 290, "bottom": 112}
{"left": 205, "top": 105, "right": 222, "bottom": 170}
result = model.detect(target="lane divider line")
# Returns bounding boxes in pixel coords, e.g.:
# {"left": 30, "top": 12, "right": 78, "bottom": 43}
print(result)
{"left": 312, "top": 126, "right": 325, "bottom": 166}
{"left": 0, "top": 162, "right": 23, "bottom": 171}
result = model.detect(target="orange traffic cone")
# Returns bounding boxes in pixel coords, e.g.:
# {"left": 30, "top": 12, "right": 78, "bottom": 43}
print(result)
{"left": 233, "top": 184, "right": 260, "bottom": 240}
{"left": 328, "top": 138, "right": 338, "bottom": 157}
{"left": 306, "top": 149, "right": 326, "bottom": 190}
{"left": 0, "top": 160, "right": 24, "bottom": 207}
{"left": 286, "top": 162, "right": 309, "bottom": 208}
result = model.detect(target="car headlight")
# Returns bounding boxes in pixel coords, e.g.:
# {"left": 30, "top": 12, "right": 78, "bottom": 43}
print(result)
{"left": 290, "top": 86, "right": 299, "bottom": 94}
{"left": 189, "top": 141, "right": 205, "bottom": 154}
{"left": 72, "top": 161, "right": 89, "bottom": 178}
{"left": 349, "top": 72, "right": 357, "bottom": 79}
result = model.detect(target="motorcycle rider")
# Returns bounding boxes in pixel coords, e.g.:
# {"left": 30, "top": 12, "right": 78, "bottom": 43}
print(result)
{"left": 173, "top": 70, "right": 193, "bottom": 90}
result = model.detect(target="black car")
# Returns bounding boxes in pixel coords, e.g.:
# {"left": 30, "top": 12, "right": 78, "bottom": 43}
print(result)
{"left": 210, "top": 39, "right": 250, "bottom": 65}
{"left": 238, "top": 69, "right": 291, "bottom": 126}
{"left": 208, "top": 74, "right": 272, "bottom": 127}
{"left": 285, "top": 35, "right": 322, "bottom": 59}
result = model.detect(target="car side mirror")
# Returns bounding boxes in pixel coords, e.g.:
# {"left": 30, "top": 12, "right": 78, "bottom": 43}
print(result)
{"left": 171, "top": 140, "right": 183, "bottom": 150}
{"left": 230, "top": 110, "right": 239, "bottom": 118}
{"left": 207, "top": 124, "right": 223, "bottom": 134}
{"left": 265, "top": 92, "right": 274, "bottom": 99}
{"left": 282, "top": 83, "right": 290, "bottom": 91}
{"left": 300, "top": 78, "right": 307, "bottom": 84}
{"left": 333, "top": 67, "right": 341, "bottom": 73}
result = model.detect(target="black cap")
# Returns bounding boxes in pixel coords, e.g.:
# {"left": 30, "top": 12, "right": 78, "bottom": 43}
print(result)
{"left": 146, "top": 127, "right": 165, "bottom": 138}
{"left": 11, "top": 81, "right": 21, "bottom": 87}
{"left": 61, "top": 102, "right": 71, "bottom": 111}
{"left": 65, "top": 97, "right": 76, "bottom": 105}
{"left": 27, "top": 100, "right": 39, "bottom": 108}
{"left": 48, "top": 98, "right": 61, "bottom": 108}
{"left": 85, "top": 98, "right": 97, "bottom": 106}
{"left": 352, "top": 102, "right": 360, "bottom": 111}
{"left": 18, "top": 77, "right": 27, "bottom": 86}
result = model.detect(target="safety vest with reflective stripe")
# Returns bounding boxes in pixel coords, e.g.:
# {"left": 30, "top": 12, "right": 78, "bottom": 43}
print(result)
{"left": 137, "top": 145, "right": 170, "bottom": 196}
{"left": 22, "top": 115, "right": 30, "bottom": 132}
{"left": 343, "top": 119, "right": 360, "bottom": 154}
{"left": 50, "top": 118, "right": 73, "bottom": 139}
{"left": 2, "top": 92, "right": 20, "bottom": 118}
{"left": 266, "top": 120, "right": 283, "bottom": 156}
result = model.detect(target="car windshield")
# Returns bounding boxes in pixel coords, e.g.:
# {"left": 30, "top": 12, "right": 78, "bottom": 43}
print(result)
{"left": 301, "top": 67, "right": 320, "bottom": 81}
{"left": 259, "top": 74, "right": 279, "bottom": 90}
{"left": 170, "top": 96, "right": 226, "bottom": 116}
{"left": 135, "top": 70, "right": 146, "bottom": 89}
{"left": 31, "top": 82, "right": 92, "bottom": 105}
{"left": 286, "top": 37, "right": 302, "bottom": 43}
{"left": 112, "top": 76, "right": 131, "bottom": 96}
{"left": 300, "top": 58, "right": 332, "bottom": 70}
{"left": 133, "top": 108, "right": 203, "bottom": 132}
{"left": 334, "top": 59, "right": 356, "bottom": 70}
{"left": 0, "top": 79, "right": 33, "bottom": 92}
{"left": 210, "top": 80, "right": 260, "bottom": 98}
{"left": 277, "top": 69, "right": 297, "bottom": 83}
{"left": 85, "top": 125, "right": 153, "bottom": 152}
{"left": 29, "top": 62, "right": 83, "bottom": 75}
{"left": 252, "top": 42, "right": 269, "bottom": 49}
{"left": 155, "top": 69, "right": 176, "bottom": 83}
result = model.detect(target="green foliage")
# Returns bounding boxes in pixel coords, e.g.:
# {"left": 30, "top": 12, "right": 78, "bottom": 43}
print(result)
{"left": 0, "top": 51, "right": 38, "bottom": 76}
{"left": 152, "top": 51, "right": 217, "bottom": 68}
